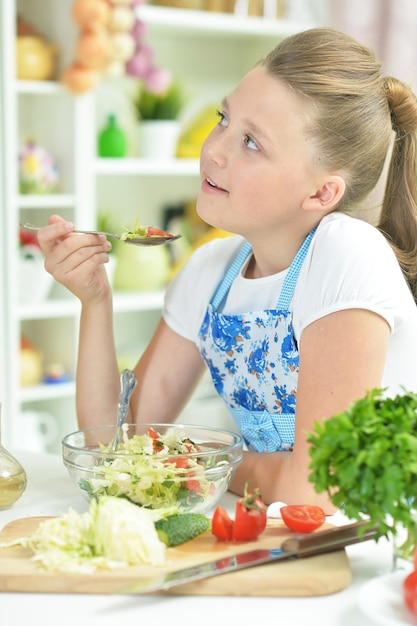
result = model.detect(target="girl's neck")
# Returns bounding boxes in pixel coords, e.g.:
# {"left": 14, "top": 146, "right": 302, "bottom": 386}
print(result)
{"left": 245, "top": 233, "right": 306, "bottom": 278}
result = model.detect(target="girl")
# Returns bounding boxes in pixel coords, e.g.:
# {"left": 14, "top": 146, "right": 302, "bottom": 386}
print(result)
{"left": 38, "top": 28, "right": 417, "bottom": 513}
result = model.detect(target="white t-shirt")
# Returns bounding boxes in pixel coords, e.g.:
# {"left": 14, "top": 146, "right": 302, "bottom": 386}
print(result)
{"left": 163, "top": 212, "right": 417, "bottom": 396}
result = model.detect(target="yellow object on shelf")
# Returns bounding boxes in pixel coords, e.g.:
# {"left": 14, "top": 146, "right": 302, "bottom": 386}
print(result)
{"left": 16, "top": 36, "right": 57, "bottom": 81}
{"left": 20, "top": 336, "right": 43, "bottom": 387}
{"left": 176, "top": 105, "right": 219, "bottom": 159}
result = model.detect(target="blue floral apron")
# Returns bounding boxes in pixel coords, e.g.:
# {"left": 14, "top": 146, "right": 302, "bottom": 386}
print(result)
{"left": 198, "top": 229, "right": 315, "bottom": 452}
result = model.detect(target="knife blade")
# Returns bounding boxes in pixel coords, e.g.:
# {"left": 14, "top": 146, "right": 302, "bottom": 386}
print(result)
{"left": 121, "top": 519, "right": 378, "bottom": 595}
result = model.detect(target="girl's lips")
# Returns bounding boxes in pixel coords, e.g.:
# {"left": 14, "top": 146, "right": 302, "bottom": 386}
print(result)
{"left": 201, "top": 176, "right": 228, "bottom": 195}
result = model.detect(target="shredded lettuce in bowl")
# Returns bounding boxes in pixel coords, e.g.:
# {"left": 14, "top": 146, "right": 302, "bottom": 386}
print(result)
{"left": 77, "top": 425, "right": 232, "bottom": 513}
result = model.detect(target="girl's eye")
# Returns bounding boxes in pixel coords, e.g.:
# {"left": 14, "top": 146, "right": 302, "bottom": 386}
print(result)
{"left": 215, "top": 111, "right": 259, "bottom": 151}
{"left": 244, "top": 135, "right": 259, "bottom": 151}
{"left": 216, "top": 110, "right": 228, "bottom": 127}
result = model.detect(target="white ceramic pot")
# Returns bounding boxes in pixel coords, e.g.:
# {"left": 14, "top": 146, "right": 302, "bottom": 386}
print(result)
{"left": 19, "top": 251, "right": 54, "bottom": 304}
{"left": 137, "top": 120, "right": 180, "bottom": 160}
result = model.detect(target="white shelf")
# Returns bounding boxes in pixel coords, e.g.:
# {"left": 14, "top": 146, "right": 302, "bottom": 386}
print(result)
{"left": 19, "top": 380, "right": 76, "bottom": 403}
{"left": 137, "top": 6, "right": 315, "bottom": 38}
{"left": 17, "top": 299, "right": 80, "bottom": 321}
{"left": 94, "top": 158, "right": 199, "bottom": 176}
{"left": 16, "top": 80, "right": 65, "bottom": 95}
{"left": 17, "top": 291, "right": 165, "bottom": 320}
{"left": 18, "top": 194, "right": 76, "bottom": 209}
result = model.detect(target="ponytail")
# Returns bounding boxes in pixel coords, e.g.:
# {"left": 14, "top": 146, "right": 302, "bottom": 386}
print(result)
{"left": 378, "top": 77, "right": 417, "bottom": 303}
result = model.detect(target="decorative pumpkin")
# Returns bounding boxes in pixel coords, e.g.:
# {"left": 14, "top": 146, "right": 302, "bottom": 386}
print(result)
{"left": 61, "top": 63, "right": 100, "bottom": 94}
{"left": 71, "top": 0, "right": 111, "bottom": 30}
{"left": 62, "top": 0, "right": 138, "bottom": 94}
{"left": 109, "top": 5, "right": 136, "bottom": 31}
{"left": 75, "top": 28, "right": 111, "bottom": 69}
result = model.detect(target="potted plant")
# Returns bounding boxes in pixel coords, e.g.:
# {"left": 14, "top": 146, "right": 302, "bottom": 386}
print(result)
{"left": 133, "top": 67, "right": 186, "bottom": 160}
{"left": 307, "top": 388, "right": 417, "bottom": 567}
{"left": 135, "top": 77, "right": 185, "bottom": 122}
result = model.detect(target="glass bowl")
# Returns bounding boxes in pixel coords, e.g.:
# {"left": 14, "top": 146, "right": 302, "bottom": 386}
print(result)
{"left": 62, "top": 423, "right": 243, "bottom": 514}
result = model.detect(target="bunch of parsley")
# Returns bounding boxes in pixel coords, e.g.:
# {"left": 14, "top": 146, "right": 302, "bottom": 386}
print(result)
{"left": 307, "top": 388, "right": 417, "bottom": 541}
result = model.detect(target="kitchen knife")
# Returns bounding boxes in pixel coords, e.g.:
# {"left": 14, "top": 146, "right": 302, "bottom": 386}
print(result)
{"left": 122, "top": 519, "right": 378, "bottom": 594}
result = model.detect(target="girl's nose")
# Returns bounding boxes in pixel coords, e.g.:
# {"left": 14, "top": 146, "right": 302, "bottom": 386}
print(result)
{"left": 203, "top": 130, "right": 228, "bottom": 167}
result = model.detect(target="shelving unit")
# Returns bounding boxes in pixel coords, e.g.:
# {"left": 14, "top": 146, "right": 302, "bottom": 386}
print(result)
{"left": 0, "top": 0, "right": 321, "bottom": 451}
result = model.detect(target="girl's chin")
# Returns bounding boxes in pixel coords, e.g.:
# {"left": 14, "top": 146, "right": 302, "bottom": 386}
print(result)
{"left": 196, "top": 198, "right": 232, "bottom": 233}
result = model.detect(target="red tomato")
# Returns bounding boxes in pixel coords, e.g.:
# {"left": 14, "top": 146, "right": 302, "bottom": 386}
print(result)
{"left": 147, "top": 427, "right": 165, "bottom": 453}
{"left": 212, "top": 485, "right": 267, "bottom": 542}
{"left": 185, "top": 479, "right": 202, "bottom": 493}
{"left": 212, "top": 506, "right": 234, "bottom": 541}
{"left": 147, "top": 226, "right": 173, "bottom": 237}
{"left": 173, "top": 457, "right": 189, "bottom": 469}
{"left": 404, "top": 570, "right": 417, "bottom": 617}
{"left": 233, "top": 488, "right": 267, "bottom": 541}
{"left": 280, "top": 505, "right": 326, "bottom": 533}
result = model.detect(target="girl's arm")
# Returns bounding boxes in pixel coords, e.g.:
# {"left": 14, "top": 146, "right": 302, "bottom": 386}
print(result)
{"left": 38, "top": 216, "right": 206, "bottom": 430}
{"left": 229, "top": 308, "right": 390, "bottom": 513}
{"left": 128, "top": 318, "right": 206, "bottom": 425}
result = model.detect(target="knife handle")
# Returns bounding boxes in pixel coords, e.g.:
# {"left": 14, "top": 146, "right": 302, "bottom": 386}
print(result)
{"left": 281, "top": 519, "right": 378, "bottom": 557}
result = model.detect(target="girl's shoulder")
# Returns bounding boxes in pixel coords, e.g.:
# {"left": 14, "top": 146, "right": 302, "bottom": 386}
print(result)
{"left": 316, "top": 212, "right": 387, "bottom": 246}
{"left": 312, "top": 212, "right": 396, "bottom": 268}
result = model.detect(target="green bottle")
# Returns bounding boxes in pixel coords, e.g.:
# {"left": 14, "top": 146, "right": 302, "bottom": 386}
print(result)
{"left": 98, "top": 114, "right": 127, "bottom": 157}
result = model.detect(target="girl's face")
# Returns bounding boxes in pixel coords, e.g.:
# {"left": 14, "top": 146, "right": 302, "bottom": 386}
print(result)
{"left": 198, "top": 66, "right": 322, "bottom": 244}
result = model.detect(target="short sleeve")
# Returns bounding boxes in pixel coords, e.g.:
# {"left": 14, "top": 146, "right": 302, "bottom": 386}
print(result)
{"left": 292, "top": 213, "right": 411, "bottom": 340}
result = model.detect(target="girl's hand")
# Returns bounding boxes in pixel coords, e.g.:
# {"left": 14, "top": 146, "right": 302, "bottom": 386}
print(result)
{"left": 36, "top": 215, "right": 113, "bottom": 304}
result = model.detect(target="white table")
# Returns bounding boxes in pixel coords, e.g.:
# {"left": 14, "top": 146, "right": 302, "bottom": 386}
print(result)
{"left": 0, "top": 450, "right": 398, "bottom": 626}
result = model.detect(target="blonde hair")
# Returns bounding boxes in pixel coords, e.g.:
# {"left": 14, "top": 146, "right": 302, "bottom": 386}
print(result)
{"left": 262, "top": 27, "right": 417, "bottom": 302}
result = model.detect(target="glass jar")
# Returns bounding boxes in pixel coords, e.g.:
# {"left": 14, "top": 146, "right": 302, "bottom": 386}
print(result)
{"left": 0, "top": 404, "right": 27, "bottom": 509}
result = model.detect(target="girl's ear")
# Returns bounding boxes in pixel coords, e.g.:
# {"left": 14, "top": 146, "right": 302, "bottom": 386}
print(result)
{"left": 302, "top": 175, "right": 346, "bottom": 213}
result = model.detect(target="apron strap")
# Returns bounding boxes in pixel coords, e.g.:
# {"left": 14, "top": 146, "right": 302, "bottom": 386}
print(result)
{"left": 277, "top": 228, "right": 316, "bottom": 309}
{"left": 210, "top": 228, "right": 316, "bottom": 312}
{"left": 211, "top": 241, "right": 252, "bottom": 310}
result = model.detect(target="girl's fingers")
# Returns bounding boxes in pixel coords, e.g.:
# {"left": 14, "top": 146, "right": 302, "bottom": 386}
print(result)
{"left": 37, "top": 219, "right": 75, "bottom": 251}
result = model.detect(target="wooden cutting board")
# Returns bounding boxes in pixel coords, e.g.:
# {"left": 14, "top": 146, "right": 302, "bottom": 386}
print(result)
{"left": 0, "top": 516, "right": 352, "bottom": 596}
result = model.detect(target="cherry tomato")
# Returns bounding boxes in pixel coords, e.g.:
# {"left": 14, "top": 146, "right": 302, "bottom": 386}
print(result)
{"left": 404, "top": 570, "right": 417, "bottom": 617}
{"left": 233, "top": 487, "right": 267, "bottom": 541}
{"left": 212, "top": 485, "right": 267, "bottom": 542}
{"left": 280, "top": 505, "right": 326, "bottom": 533}
{"left": 147, "top": 226, "right": 173, "bottom": 237}
{"left": 212, "top": 506, "right": 234, "bottom": 541}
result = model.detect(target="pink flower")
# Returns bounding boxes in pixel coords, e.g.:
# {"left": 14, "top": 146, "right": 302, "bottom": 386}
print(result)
{"left": 131, "top": 18, "right": 147, "bottom": 42}
{"left": 125, "top": 44, "right": 154, "bottom": 78}
{"left": 144, "top": 66, "right": 172, "bottom": 94}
